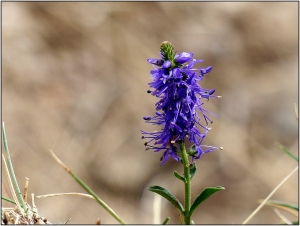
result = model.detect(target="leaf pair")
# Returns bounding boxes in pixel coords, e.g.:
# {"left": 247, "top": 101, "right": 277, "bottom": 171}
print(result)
{"left": 148, "top": 185, "right": 225, "bottom": 221}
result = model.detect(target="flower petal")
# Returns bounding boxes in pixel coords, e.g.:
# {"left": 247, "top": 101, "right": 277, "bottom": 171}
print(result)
{"left": 175, "top": 52, "right": 193, "bottom": 64}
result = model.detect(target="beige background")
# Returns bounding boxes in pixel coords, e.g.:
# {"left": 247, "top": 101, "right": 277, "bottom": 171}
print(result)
{"left": 2, "top": 2, "right": 298, "bottom": 224}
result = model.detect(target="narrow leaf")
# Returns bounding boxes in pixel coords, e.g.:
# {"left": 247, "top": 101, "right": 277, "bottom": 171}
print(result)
{"left": 174, "top": 170, "right": 185, "bottom": 182}
{"left": 2, "top": 122, "right": 27, "bottom": 213}
{"left": 189, "top": 162, "right": 197, "bottom": 179}
{"left": 2, "top": 196, "right": 16, "bottom": 205}
{"left": 275, "top": 142, "right": 298, "bottom": 162}
{"left": 162, "top": 217, "right": 170, "bottom": 225}
{"left": 264, "top": 199, "right": 299, "bottom": 216}
{"left": 190, "top": 186, "right": 225, "bottom": 216}
{"left": 266, "top": 200, "right": 298, "bottom": 211}
{"left": 148, "top": 186, "right": 184, "bottom": 213}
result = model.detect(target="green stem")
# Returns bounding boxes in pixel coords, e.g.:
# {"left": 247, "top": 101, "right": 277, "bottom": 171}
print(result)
{"left": 179, "top": 141, "right": 191, "bottom": 224}
{"left": 2, "top": 122, "right": 28, "bottom": 213}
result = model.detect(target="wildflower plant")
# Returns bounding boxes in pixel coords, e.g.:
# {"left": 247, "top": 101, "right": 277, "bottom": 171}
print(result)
{"left": 2, "top": 41, "right": 297, "bottom": 225}
{"left": 142, "top": 42, "right": 224, "bottom": 224}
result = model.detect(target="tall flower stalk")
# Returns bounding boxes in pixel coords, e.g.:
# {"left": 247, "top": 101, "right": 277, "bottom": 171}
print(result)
{"left": 143, "top": 42, "right": 224, "bottom": 224}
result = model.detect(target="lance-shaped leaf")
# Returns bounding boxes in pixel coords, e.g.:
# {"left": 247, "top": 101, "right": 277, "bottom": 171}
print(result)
{"left": 174, "top": 170, "right": 185, "bottom": 182}
{"left": 190, "top": 186, "right": 225, "bottom": 216}
{"left": 148, "top": 186, "right": 184, "bottom": 213}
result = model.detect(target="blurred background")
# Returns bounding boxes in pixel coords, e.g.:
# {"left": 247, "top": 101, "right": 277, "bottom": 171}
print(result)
{"left": 2, "top": 2, "right": 298, "bottom": 224}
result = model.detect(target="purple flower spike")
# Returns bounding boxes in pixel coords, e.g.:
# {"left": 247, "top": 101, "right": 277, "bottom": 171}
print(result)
{"left": 143, "top": 42, "right": 220, "bottom": 165}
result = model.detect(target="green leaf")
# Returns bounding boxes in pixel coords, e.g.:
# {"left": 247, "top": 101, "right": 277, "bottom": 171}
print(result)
{"left": 275, "top": 142, "right": 298, "bottom": 162}
{"left": 2, "top": 196, "right": 16, "bottom": 205}
{"left": 190, "top": 186, "right": 225, "bottom": 216}
{"left": 292, "top": 221, "right": 299, "bottom": 225}
{"left": 266, "top": 200, "right": 298, "bottom": 211}
{"left": 188, "top": 145, "right": 197, "bottom": 156}
{"left": 2, "top": 122, "right": 27, "bottom": 213}
{"left": 174, "top": 170, "right": 185, "bottom": 182}
{"left": 162, "top": 217, "right": 170, "bottom": 225}
{"left": 148, "top": 186, "right": 184, "bottom": 213}
{"left": 189, "top": 162, "right": 197, "bottom": 179}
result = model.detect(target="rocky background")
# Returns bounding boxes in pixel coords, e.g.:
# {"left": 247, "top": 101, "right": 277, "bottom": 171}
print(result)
{"left": 2, "top": 2, "right": 298, "bottom": 224}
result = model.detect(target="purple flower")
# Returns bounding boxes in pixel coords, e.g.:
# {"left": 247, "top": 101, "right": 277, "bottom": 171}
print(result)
{"left": 175, "top": 52, "right": 193, "bottom": 64}
{"left": 147, "top": 58, "right": 163, "bottom": 66}
{"left": 142, "top": 42, "right": 221, "bottom": 165}
{"left": 163, "top": 60, "right": 172, "bottom": 68}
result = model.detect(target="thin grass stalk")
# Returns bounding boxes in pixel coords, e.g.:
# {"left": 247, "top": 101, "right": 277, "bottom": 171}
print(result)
{"left": 1, "top": 196, "right": 17, "bottom": 205}
{"left": 49, "top": 149, "right": 126, "bottom": 224}
{"left": 242, "top": 166, "right": 298, "bottom": 224}
{"left": 2, "top": 154, "right": 20, "bottom": 208}
{"left": 273, "top": 208, "right": 292, "bottom": 224}
{"left": 153, "top": 194, "right": 162, "bottom": 224}
{"left": 2, "top": 122, "right": 27, "bottom": 213}
{"left": 36, "top": 192, "right": 94, "bottom": 199}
